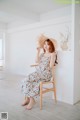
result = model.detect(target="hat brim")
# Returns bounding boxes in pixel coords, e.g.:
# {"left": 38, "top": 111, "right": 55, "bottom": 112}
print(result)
{"left": 37, "top": 34, "right": 57, "bottom": 49}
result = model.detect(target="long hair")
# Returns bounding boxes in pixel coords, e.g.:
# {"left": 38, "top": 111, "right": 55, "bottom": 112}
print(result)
{"left": 44, "top": 39, "right": 58, "bottom": 66}
{"left": 43, "top": 39, "right": 55, "bottom": 53}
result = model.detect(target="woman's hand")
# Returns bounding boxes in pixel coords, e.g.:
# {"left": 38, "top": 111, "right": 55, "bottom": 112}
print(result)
{"left": 36, "top": 47, "right": 41, "bottom": 53}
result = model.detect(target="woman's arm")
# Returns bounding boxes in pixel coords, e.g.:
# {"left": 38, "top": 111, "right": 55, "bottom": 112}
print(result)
{"left": 50, "top": 53, "right": 56, "bottom": 69}
{"left": 35, "top": 47, "right": 41, "bottom": 63}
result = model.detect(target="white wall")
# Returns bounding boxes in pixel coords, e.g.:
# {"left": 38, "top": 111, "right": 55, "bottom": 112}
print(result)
{"left": 7, "top": 5, "right": 72, "bottom": 29}
{"left": 73, "top": 4, "right": 80, "bottom": 104}
{"left": 6, "top": 16, "right": 74, "bottom": 104}
{"left": 7, "top": 19, "right": 39, "bottom": 30}
{"left": 40, "top": 5, "right": 72, "bottom": 21}
{"left": 0, "top": 22, "right": 6, "bottom": 32}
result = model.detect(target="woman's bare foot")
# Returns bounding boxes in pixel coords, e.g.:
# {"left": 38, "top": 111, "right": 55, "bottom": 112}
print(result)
{"left": 22, "top": 97, "right": 30, "bottom": 106}
{"left": 26, "top": 97, "right": 36, "bottom": 110}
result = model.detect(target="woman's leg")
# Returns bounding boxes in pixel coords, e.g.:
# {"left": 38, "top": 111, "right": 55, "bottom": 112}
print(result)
{"left": 25, "top": 97, "right": 36, "bottom": 110}
{"left": 22, "top": 97, "right": 30, "bottom": 106}
{"left": 21, "top": 72, "right": 40, "bottom": 108}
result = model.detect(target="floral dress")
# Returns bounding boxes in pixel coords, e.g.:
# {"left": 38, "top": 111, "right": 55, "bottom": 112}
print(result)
{"left": 21, "top": 53, "right": 53, "bottom": 98}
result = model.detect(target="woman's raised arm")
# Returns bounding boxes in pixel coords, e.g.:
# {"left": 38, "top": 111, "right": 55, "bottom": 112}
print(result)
{"left": 35, "top": 47, "right": 41, "bottom": 63}
{"left": 50, "top": 53, "right": 56, "bottom": 69}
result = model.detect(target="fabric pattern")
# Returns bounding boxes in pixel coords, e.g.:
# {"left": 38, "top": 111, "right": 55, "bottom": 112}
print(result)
{"left": 21, "top": 53, "right": 53, "bottom": 98}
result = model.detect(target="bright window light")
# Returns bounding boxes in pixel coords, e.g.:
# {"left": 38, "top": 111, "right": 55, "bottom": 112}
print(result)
{"left": 0, "top": 38, "right": 3, "bottom": 60}
{"left": 0, "top": 38, "right": 3, "bottom": 66}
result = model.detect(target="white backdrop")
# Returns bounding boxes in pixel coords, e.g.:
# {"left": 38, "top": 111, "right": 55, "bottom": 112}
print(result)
{"left": 6, "top": 16, "right": 74, "bottom": 104}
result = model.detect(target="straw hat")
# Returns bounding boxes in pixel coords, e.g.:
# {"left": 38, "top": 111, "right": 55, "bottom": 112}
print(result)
{"left": 36, "top": 34, "right": 57, "bottom": 50}
{"left": 36, "top": 34, "right": 48, "bottom": 48}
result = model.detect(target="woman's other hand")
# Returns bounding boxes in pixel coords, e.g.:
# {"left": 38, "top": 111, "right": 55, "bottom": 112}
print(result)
{"left": 36, "top": 47, "right": 41, "bottom": 53}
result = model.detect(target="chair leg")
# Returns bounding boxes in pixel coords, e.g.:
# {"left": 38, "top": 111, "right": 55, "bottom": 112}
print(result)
{"left": 40, "top": 82, "right": 42, "bottom": 110}
{"left": 53, "top": 82, "right": 57, "bottom": 103}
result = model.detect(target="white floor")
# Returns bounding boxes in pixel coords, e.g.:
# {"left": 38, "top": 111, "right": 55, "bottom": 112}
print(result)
{"left": 0, "top": 73, "right": 80, "bottom": 120}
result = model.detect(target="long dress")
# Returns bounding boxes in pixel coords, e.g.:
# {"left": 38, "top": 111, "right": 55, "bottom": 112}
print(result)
{"left": 21, "top": 53, "right": 53, "bottom": 98}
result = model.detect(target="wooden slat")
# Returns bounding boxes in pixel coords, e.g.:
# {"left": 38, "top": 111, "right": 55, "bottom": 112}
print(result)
{"left": 42, "top": 88, "right": 54, "bottom": 94}
{"left": 40, "top": 81, "right": 54, "bottom": 84}
{"left": 30, "top": 64, "right": 39, "bottom": 67}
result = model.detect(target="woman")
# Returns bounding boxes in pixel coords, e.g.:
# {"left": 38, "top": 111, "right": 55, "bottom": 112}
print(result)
{"left": 21, "top": 39, "right": 57, "bottom": 110}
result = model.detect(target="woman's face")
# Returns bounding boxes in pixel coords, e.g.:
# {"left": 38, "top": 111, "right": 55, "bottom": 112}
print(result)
{"left": 43, "top": 41, "right": 50, "bottom": 52}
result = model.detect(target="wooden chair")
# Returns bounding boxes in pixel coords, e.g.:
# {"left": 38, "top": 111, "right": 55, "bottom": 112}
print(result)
{"left": 30, "top": 64, "right": 57, "bottom": 110}
{"left": 39, "top": 77, "right": 57, "bottom": 110}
